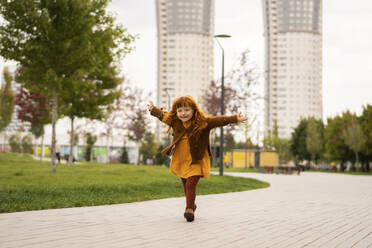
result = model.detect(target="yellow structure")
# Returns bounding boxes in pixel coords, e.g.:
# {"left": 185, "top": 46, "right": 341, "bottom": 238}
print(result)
{"left": 224, "top": 150, "right": 279, "bottom": 168}
{"left": 259, "top": 152, "right": 279, "bottom": 167}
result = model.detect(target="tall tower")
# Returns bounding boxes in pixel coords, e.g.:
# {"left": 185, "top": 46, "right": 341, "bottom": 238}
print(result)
{"left": 155, "top": 0, "right": 214, "bottom": 143}
{"left": 262, "top": 0, "right": 323, "bottom": 138}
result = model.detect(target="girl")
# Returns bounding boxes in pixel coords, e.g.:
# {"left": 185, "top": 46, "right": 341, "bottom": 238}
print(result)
{"left": 147, "top": 96, "right": 247, "bottom": 222}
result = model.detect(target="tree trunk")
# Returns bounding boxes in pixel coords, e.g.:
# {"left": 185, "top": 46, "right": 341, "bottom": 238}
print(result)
{"left": 137, "top": 142, "right": 140, "bottom": 165}
{"left": 51, "top": 88, "right": 57, "bottom": 172}
{"left": 312, "top": 154, "right": 315, "bottom": 168}
{"left": 90, "top": 145, "right": 94, "bottom": 162}
{"left": 355, "top": 151, "right": 359, "bottom": 171}
{"left": 106, "top": 130, "right": 110, "bottom": 164}
{"left": 2, "top": 132, "right": 4, "bottom": 152}
{"left": 40, "top": 131, "right": 44, "bottom": 161}
{"left": 68, "top": 116, "right": 74, "bottom": 165}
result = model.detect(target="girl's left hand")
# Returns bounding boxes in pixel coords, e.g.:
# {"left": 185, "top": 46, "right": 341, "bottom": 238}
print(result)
{"left": 237, "top": 112, "right": 248, "bottom": 123}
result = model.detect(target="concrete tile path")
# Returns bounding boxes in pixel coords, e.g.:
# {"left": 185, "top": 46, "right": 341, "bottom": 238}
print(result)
{"left": 1, "top": 172, "right": 372, "bottom": 248}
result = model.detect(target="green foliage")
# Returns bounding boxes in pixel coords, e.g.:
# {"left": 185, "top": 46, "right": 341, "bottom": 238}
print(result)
{"left": 342, "top": 120, "right": 366, "bottom": 166}
{"left": 84, "top": 133, "right": 97, "bottom": 161}
{"left": 21, "top": 134, "right": 34, "bottom": 154}
{"left": 139, "top": 132, "right": 158, "bottom": 164}
{"left": 263, "top": 130, "right": 273, "bottom": 150}
{"left": 0, "top": 67, "right": 15, "bottom": 132}
{"left": 0, "top": 0, "right": 136, "bottom": 171}
{"left": 73, "top": 134, "right": 79, "bottom": 147}
{"left": 359, "top": 105, "right": 372, "bottom": 158}
{"left": 224, "top": 132, "right": 236, "bottom": 150}
{"left": 9, "top": 133, "right": 21, "bottom": 153}
{"left": 290, "top": 119, "right": 311, "bottom": 160}
{"left": 264, "top": 120, "right": 291, "bottom": 161}
{"left": 120, "top": 145, "right": 129, "bottom": 164}
{"left": 290, "top": 118, "right": 324, "bottom": 162}
{"left": 0, "top": 152, "right": 269, "bottom": 213}
{"left": 306, "top": 118, "right": 324, "bottom": 162}
{"left": 235, "top": 138, "right": 259, "bottom": 149}
{"left": 29, "top": 125, "right": 44, "bottom": 139}
{"left": 324, "top": 112, "right": 355, "bottom": 162}
{"left": 155, "top": 145, "right": 167, "bottom": 165}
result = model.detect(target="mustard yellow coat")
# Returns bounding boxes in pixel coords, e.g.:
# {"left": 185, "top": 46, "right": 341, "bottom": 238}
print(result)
{"left": 170, "top": 135, "right": 210, "bottom": 179}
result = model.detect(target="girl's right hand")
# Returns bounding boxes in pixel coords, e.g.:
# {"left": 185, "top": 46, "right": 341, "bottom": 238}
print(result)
{"left": 147, "top": 101, "right": 154, "bottom": 111}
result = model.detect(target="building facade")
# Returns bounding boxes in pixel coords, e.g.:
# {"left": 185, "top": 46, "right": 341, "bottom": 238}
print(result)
{"left": 262, "top": 0, "right": 323, "bottom": 138}
{"left": 155, "top": 0, "right": 214, "bottom": 142}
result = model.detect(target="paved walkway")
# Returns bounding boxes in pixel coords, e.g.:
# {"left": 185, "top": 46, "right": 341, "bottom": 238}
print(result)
{"left": 1, "top": 172, "right": 372, "bottom": 248}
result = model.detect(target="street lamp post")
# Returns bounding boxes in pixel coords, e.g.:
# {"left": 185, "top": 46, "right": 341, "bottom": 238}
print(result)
{"left": 163, "top": 87, "right": 173, "bottom": 167}
{"left": 214, "top": 34, "right": 231, "bottom": 176}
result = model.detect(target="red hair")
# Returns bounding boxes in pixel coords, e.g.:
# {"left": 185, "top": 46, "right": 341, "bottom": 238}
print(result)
{"left": 163, "top": 96, "right": 207, "bottom": 135}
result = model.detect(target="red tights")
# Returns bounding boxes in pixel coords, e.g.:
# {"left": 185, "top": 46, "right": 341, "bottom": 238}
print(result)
{"left": 181, "top": 176, "right": 201, "bottom": 210}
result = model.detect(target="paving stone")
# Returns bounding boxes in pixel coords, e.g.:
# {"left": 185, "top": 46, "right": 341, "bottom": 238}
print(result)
{"left": 1, "top": 172, "right": 372, "bottom": 247}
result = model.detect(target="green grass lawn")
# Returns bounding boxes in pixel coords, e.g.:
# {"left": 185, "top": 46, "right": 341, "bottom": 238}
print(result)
{"left": 0, "top": 153, "right": 269, "bottom": 213}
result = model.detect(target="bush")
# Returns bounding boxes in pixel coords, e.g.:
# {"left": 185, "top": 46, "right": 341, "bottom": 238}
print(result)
{"left": 22, "top": 134, "right": 33, "bottom": 153}
{"left": 120, "top": 146, "right": 129, "bottom": 164}
{"left": 155, "top": 145, "right": 167, "bottom": 165}
{"left": 9, "top": 133, "right": 22, "bottom": 152}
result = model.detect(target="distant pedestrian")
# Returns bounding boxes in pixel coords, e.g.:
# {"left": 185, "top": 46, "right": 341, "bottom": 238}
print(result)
{"left": 147, "top": 96, "right": 247, "bottom": 222}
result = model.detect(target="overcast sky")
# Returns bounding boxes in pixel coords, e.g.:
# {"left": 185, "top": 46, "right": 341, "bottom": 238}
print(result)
{"left": 1, "top": 0, "right": 372, "bottom": 140}
{"left": 106, "top": 0, "right": 372, "bottom": 121}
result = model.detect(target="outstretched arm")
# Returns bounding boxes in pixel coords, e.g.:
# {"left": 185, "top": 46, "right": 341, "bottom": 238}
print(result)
{"left": 207, "top": 112, "right": 247, "bottom": 129}
{"left": 147, "top": 101, "right": 172, "bottom": 126}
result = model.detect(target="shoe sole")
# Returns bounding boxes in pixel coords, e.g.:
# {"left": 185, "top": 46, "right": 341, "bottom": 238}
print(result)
{"left": 184, "top": 212, "right": 194, "bottom": 222}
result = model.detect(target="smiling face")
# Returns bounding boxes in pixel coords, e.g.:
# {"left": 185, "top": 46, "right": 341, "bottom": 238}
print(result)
{"left": 176, "top": 105, "right": 194, "bottom": 123}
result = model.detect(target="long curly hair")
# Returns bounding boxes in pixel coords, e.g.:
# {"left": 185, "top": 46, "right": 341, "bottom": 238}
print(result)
{"left": 163, "top": 96, "right": 208, "bottom": 135}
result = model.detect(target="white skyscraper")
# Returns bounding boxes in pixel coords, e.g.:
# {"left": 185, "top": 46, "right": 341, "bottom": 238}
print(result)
{"left": 262, "top": 0, "right": 323, "bottom": 138}
{"left": 155, "top": 0, "right": 215, "bottom": 143}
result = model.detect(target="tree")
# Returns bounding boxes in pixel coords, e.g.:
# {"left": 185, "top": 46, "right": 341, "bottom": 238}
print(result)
{"left": 124, "top": 86, "right": 149, "bottom": 164}
{"left": 236, "top": 138, "right": 259, "bottom": 149}
{"left": 342, "top": 120, "right": 366, "bottom": 170}
{"left": 0, "top": 67, "right": 15, "bottom": 133}
{"left": 139, "top": 132, "right": 158, "bottom": 165}
{"left": 120, "top": 145, "right": 129, "bottom": 164}
{"left": 84, "top": 133, "right": 97, "bottom": 162}
{"left": 61, "top": 71, "right": 124, "bottom": 165}
{"left": 15, "top": 88, "right": 51, "bottom": 160}
{"left": 98, "top": 89, "right": 127, "bottom": 165}
{"left": 306, "top": 118, "right": 324, "bottom": 164}
{"left": 201, "top": 49, "right": 261, "bottom": 164}
{"left": 359, "top": 105, "right": 372, "bottom": 167}
{"left": 269, "top": 120, "right": 291, "bottom": 162}
{"left": 0, "top": 0, "right": 136, "bottom": 172}
{"left": 324, "top": 111, "right": 355, "bottom": 165}
{"left": 200, "top": 80, "right": 240, "bottom": 164}
{"left": 290, "top": 119, "right": 311, "bottom": 161}
{"left": 224, "top": 132, "right": 236, "bottom": 150}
